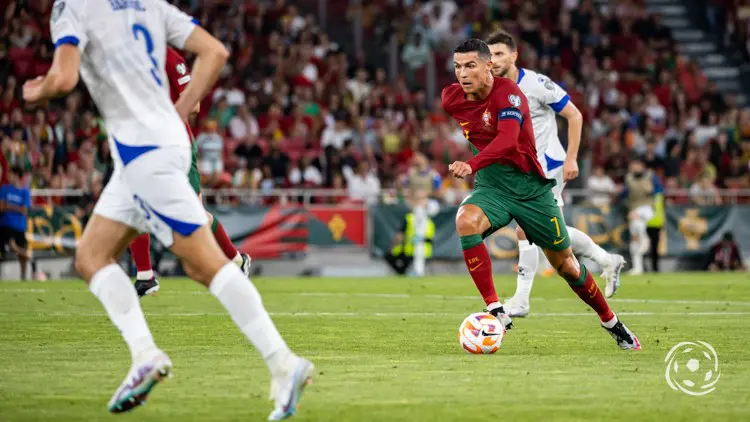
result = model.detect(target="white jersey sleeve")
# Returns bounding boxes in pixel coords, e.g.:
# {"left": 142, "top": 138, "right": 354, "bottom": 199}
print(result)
{"left": 535, "top": 73, "right": 570, "bottom": 113}
{"left": 154, "top": 0, "right": 196, "bottom": 49}
{"left": 517, "top": 68, "right": 569, "bottom": 173}
{"left": 50, "top": 0, "right": 89, "bottom": 51}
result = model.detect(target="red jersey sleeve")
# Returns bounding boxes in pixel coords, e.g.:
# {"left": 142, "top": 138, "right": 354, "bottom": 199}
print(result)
{"left": 165, "top": 47, "right": 191, "bottom": 102}
{"left": 467, "top": 83, "right": 525, "bottom": 173}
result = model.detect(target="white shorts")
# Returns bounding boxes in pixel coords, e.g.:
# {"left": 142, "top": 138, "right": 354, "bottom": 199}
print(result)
{"left": 545, "top": 165, "right": 566, "bottom": 207}
{"left": 631, "top": 205, "right": 655, "bottom": 222}
{"left": 94, "top": 142, "right": 208, "bottom": 247}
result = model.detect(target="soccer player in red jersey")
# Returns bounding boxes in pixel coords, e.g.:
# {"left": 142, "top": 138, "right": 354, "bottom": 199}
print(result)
{"left": 130, "top": 47, "right": 251, "bottom": 297}
{"left": 443, "top": 39, "right": 640, "bottom": 350}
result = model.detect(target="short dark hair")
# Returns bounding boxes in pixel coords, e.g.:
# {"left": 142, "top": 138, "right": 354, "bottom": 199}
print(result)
{"left": 453, "top": 38, "right": 491, "bottom": 60}
{"left": 486, "top": 30, "right": 517, "bottom": 51}
{"left": 10, "top": 167, "right": 23, "bottom": 179}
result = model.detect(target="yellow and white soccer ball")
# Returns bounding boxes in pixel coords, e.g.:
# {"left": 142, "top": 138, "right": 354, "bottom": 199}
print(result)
{"left": 458, "top": 312, "right": 505, "bottom": 354}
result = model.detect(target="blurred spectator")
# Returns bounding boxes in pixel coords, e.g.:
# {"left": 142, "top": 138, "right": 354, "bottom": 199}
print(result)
{"left": 0, "top": 167, "right": 31, "bottom": 279}
{"left": 229, "top": 105, "right": 259, "bottom": 140}
{"left": 266, "top": 143, "right": 290, "bottom": 184}
{"left": 623, "top": 157, "right": 662, "bottom": 275}
{"left": 587, "top": 165, "right": 617, "bottom": 207}
{"left": 348, "top": 161, "right": 381, "bottom": 204}
{"left": 321, "top": 110, "right": 353, "bottom": 150}
{"left": 707, "top": 232, "right": 746, "bottom": 272}
{"left": 689, "top": 172, "right": 723, "bottom": 205}
{"left": 402, "top": 152, "right": 441, "bottom": 200}
{"left": 196, "top": 120, "right": 225, "bottom": 180}
{"left": 289, "top": 155, "right": 323, "bottom": 187}
{"left": 401, "top": 32, "right": 430, "bottom": 87}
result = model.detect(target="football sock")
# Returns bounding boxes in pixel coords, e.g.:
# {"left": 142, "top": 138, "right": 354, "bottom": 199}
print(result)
{"left": 566, "top": 264, "right": 615, "bottom": 323}
{"left": 211, "top": 217, "right": 242, "bottom": 261}
{"left": 461, "top": 234, "right": 499, "bottom": 306}
{"left": 129, "top": 233, "right": 153, "bottom": 279}
{"left": 568, "top": 226, "right": 612, "bottom": 268}
{"left": 514, "top": 240, "right": 538, "bottom": 301}
{"left": 89, "top": 264, "right": 157, "bottom": 360}
{"left": 209, "top": 262, "right": 291, "bottom": 373}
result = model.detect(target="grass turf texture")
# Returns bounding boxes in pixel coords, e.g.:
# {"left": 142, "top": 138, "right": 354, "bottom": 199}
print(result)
{"left": 1, "top": 273, "right": 749, "bottom": 421}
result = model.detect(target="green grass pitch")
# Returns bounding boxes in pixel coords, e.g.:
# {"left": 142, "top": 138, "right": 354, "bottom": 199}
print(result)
{"left": 1, "top": 272, "right": 749, "bottom": 421}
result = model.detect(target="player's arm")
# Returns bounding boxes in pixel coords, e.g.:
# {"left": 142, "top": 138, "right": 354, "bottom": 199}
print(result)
{"left": 173, "top": 27, "right": 228, "bottom": 120}
{"left": 465, "top": 116, "right": 520, "bottom": 173}
{"left": 542, "top": 76, "right": 580, "bottom": 181}
{"left": 23, "top": 0, "right": 86, "bottom": 102}
{"left": 159, "top": 1, "right": 228, "bottom": 120}
{"left": 558, "top": 101, "right": 583, "bottom": 181}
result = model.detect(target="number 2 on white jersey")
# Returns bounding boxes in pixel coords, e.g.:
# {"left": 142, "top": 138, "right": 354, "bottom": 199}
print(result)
{"left": 132, "top": 24, "right": 162, "bottom": 87}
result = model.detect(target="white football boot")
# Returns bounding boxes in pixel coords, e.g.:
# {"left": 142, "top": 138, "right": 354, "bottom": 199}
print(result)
{"left": 602, "top": 254, "right": 626, "bottom": 298}
{"left": 268, "top": 356, "right": 315, "bottom": 420}
{"left": 107, "top": 349, "right": 172, "bottom": 413}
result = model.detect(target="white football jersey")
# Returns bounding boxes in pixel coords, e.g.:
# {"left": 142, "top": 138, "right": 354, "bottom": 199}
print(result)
{"left": 50, "top": 0, "right": 195, "bottom": 147}
{"left": 516, "top": 68, "right": 569, "bottom": 174}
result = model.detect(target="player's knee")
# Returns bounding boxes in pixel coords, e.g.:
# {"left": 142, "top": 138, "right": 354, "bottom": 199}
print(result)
{"left": 556, "top": 256, "right": 581, "bottom": 284}
{"left": 515, "top": 226, "right": 527, "bottom": 240}
{"left": 74, "top": 241, "right": 97, "bottom": 280}
{"left": 455, "top": 206, "right": 483, "bottom": 236}
{"left": 182, "top": 260, "right": 212, "bottom": 285}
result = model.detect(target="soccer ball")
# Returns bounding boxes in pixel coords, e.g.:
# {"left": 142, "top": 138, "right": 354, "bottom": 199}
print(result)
{"left": 458, "top": 312, "right": 505, "bottom": 354}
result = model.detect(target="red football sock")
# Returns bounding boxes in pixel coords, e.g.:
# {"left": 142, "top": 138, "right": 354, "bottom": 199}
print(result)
{"left": 213, "top": 220, "right": 239, "bottom": 260}
{"left": 567, "top": 264, "right": 615, "bottom": 323}
{"left": 462, "top": 241, "right": 499, "bottom": 306}
{"left": 129, "top": 233, "right": 152, "bottom": 272}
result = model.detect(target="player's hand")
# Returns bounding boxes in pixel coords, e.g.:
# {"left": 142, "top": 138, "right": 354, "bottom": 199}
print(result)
{"left": 22, "top": 76, "right": 45, "bottom": 103}
{"left": 174, "top": 101, "right": 192, "bottom": 122}
{"left": 449, "top": 161, "right": 473, "bottom": 179}
{"left": 563, "top": 158, "right": 579, "bottom": 181}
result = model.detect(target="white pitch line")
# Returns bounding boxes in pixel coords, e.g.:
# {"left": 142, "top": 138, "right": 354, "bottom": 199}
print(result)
{"left": 4, "top": 288, "right": 750, "bottom": 306}
{"left": 2, "top": 311, "right": 749, "bottom": 318}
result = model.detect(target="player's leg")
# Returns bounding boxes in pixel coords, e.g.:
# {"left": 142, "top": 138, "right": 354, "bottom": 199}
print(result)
{"left": 567, "top": 225, "right": 625, "bottom": 297}
{"left": 542, "top": 246, "right": 640, "bottom": 350}
{"left": 551, "top": 167, "right": 624, "bottom": 296}
{"left": 646, "top": 226, "right": 660, "bottom": 272}
{"left": 627, "top": 206, "right": 653, "bottom": 275}
{"left": 206, "top": 209, "right": 252, "bottom": 274}
{"left": 192, "top": 155, "right": 252, "bottom": 275}
{"left": 9, "top": 233, "right": 30, "bottom": 280}
{"left": 136, "top": 147, "right": 311, "bottom": 419}
{"left": 513, "top": 191, "right": 639, "bottom": 350}
{"left": 505, "top": 225, "right": 538, "bottom": 317}
{"left": 457, "top": 188, "right": 513, "bottom": 329}
{"left": 129, "top": 233, "right": 160, "bottom": 297}
{"left": 85, "top": 164, "right": 183, "bottom": 413}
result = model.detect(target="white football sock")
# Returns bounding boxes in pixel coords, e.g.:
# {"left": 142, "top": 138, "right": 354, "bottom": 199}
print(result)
{"left": 89, "top": 264, "right": 157, "bottom": 361}
{"left": 515, "top": 240, "right": 538, "bottom": 302}
{"left": 567, "top": 226, "right": 612, "bottom": 268}
{"left": 136, "top": 270, "right": 154, "bottom": 281}
{"left": 209, "top": 262, "right": 292, "bottom": 374}
{"left": 602, "top": 314, "right": 618, "bottom": 329}
{"left": 232, "top": 252, "right": 243, "bottom": 266}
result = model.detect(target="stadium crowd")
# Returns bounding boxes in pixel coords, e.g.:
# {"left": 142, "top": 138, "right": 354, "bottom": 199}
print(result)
{"left": 1, "top": 0, "right": 750, "bottom": 209}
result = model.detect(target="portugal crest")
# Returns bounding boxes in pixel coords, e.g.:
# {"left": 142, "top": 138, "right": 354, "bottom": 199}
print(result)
{"left": 482, "top": 109, "right": 491, "bottom": 126}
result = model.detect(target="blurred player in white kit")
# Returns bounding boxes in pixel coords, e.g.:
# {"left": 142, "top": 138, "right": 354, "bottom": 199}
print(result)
{"left": 23, "top": 0, "right": 312, "bottom": 419}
